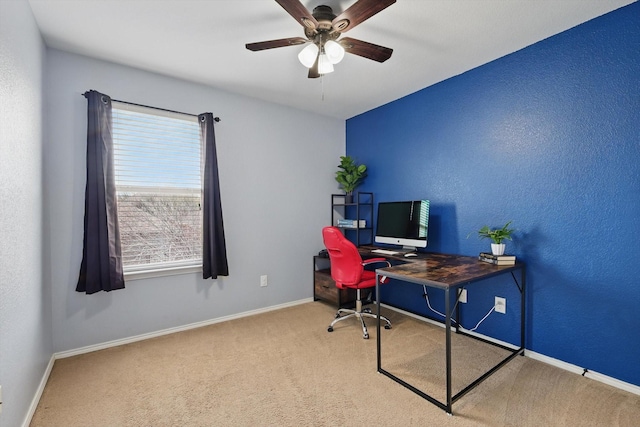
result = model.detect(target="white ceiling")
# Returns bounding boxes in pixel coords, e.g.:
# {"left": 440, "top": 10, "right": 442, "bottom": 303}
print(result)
{"left": 28, "top": 0, "right": 634, "bottom": 119}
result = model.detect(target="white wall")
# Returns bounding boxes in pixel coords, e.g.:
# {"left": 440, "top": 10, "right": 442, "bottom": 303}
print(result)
{"left": 0, "top": 1, "right": 52, "bottom": 426}
{"left": 43, "top": 49, "right": 345, "bottom": 353}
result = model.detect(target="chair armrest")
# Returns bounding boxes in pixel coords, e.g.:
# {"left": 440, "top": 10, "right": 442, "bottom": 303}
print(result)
{"left": 362, "top": 257, "right": 391, "bottom": 268}
{"left": 362, "top": 258, "right": 391, "bottom": 284}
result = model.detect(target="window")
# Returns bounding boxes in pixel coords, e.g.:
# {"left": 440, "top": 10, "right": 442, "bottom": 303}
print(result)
{"left": 112, "top": 102, "right": 202, "bottom": 276}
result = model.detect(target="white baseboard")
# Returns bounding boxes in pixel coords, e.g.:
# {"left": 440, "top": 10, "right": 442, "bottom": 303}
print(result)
{"left": 525, "top": 350, "right": 640, "bottom": 396}
{"left": 22, "top": 355, "right": 55, "bottom": 427}
{"left": 382, "top": 303, "right": 640, "bottom": 396}
{"left": 55, "top": 298, "right": 313, "bottom": 359}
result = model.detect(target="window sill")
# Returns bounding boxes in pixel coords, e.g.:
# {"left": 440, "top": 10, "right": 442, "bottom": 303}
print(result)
{"left": 124, "top": 264, "right": 202, "bottom": 281}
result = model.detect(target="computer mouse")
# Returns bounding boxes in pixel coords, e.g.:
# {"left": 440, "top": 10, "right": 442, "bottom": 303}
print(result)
{"left": 404, "top": 253, "right": 418, "bottom": 257}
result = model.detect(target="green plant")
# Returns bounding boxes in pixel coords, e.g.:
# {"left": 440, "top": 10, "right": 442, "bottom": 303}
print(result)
{"left": 335, "top": 156, "right": 367, "bottom": 194}
{"left": 476, "top": 221, "right": 515, "bottom": 244}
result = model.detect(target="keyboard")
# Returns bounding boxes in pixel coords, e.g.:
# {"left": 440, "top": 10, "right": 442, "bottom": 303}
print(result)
{"left": 371, "top": 249, "right": 399, "bottom": 256}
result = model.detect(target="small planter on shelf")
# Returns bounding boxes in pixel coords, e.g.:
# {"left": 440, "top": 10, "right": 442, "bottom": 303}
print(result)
{"left": 344, "top": 192, "right": 354, "bottom": 204}
{"left": 335, "top": 156, "right": 367, "bottom": 203}
{"left": 491, "top": 243, "right": 506, "bottom": 256}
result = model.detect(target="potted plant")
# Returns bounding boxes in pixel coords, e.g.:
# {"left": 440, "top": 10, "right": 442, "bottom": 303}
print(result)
{"left": 335, "top": 155, "right": 367, "bottom": 203}
{"left": 476, "top": 221, "right": 515, "bottom": 255}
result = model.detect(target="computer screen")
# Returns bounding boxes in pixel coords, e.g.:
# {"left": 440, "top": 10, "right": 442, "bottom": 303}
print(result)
{"left": 375, "top": 200, "right": 430, "bottom": 251}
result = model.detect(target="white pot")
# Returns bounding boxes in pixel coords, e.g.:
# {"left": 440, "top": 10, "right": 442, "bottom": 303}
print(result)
{"left": 491, "top": 243, "right": 506, "bottom": 256}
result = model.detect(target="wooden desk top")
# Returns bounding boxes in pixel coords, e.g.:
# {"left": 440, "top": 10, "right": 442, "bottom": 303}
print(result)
{"left": 359, "top": 246, "right": 523, "bottom": 289}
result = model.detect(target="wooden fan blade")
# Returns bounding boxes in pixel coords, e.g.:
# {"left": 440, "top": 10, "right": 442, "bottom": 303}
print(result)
{"left": 332, "top": 0, "right": 396, "bottom": 33}
{"left": 275, "top": 0, "right": 318, "bottom": 29}
{"left": 308, "top": 55, "right": 320, "bottom": 78}
{"left": 339, "top": 37, "right": 393, "bottom": 62}
{"left": 245, "top": 37, "right": 307, "bottom": 51}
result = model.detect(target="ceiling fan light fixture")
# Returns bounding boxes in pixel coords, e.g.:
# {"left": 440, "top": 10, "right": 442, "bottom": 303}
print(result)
{"left": 246, "top": 1, "right": 395, "bottom": 78}
{"left": 324, "top": 40, "right": 345, "bottom": 64}
{"left": 317, "top": 52, "right": 334, "bottom": 75}
{"left": 298, "top": 43, "right": 319, "bottom": 68}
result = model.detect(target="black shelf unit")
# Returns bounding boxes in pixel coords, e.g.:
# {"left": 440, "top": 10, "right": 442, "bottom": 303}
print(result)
{"left": 331, "top": 192, "right": 373, "bottom": 247}
{"left": 314, "top": 192, "right": 374, "bottom": 309}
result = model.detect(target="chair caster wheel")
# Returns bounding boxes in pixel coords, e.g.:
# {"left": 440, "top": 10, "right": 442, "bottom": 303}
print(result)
{"left": 385, "top": 324, "right": 392, "bottom": 330}
{"left": 328, "top": 327, "right": 333, "bottom": 332}
{"left": 363, "top": 333, "right": 369, "bottom": 339}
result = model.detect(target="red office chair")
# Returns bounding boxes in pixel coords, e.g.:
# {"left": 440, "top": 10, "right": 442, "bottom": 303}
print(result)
{"left": 322, "top": 226, "right": 392, "bottom": 339}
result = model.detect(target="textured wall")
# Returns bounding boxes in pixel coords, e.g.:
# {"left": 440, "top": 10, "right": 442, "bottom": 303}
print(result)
{"left": 0, "top": 0, "right": 52, "bottom": 426}
{"left": 347, "top": 2, "right": 640, "bottom": 386}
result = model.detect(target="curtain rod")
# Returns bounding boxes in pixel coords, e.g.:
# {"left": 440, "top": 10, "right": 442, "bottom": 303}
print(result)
{"left": 81, "top": 93, "right": 220, "bottom": 122}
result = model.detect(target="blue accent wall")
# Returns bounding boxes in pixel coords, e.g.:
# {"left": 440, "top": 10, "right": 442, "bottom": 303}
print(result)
{"left": 347, "top": 2, "right": 640, "bottom": 386}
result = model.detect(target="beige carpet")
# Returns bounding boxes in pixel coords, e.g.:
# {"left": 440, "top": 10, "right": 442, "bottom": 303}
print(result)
{"left": 31, "top": 302, "right": 640, "bottom": 426}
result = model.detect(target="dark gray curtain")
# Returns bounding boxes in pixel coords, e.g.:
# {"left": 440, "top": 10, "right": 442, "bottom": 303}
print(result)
{"left": 199, "top": 113, "right": 229, "bottom": 279}
{"left": 77, "top": 90, "right": 125, "bottom": 294}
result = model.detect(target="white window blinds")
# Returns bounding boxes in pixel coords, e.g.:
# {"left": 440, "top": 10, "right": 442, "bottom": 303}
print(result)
{"left": 112, "top": 102, "right": 202, "bottom": 272}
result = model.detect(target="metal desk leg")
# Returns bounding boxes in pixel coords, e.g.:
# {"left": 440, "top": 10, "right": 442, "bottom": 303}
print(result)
{"left": 521, "top": 266, "right": 526, "bottom": 352}
{"left": 376, "top": 272, "right": 381, "bottom": 371}
{"left": 445, "top": 287, "right": 452, "bottom": 414}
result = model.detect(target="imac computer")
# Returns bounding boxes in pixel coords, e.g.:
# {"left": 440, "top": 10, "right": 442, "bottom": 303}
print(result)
{"left": 375, "top": 200, "right": 430, "bottom": 253}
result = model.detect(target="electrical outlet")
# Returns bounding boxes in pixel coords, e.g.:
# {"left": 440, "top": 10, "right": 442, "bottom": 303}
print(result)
{"left": 260, "top": 275, "right": 268, "bottom": 287}
{"left": 495, "top": 296, "right": 506, "bottom": 314}
{"left": 458, "top": 288, "right": 467, "bottom": 303}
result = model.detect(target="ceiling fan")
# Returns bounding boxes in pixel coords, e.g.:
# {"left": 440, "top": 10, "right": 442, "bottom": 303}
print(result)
{"left": 246, "top": 0, "right": 395, "bottom": 78}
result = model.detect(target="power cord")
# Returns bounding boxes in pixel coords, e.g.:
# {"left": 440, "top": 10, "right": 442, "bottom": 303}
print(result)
{"left": 422, "top": 286, "right": 457, "bottom": 324}
{"left": 422, "top": 285, "right": 496, "bottom": 332}
{"left": 464, "top": 306, "right": 496, "bottom": 332}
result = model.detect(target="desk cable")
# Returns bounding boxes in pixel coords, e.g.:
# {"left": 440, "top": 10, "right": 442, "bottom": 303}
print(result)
{"left": 422, "top": 286, "right": 496, "bottom": 332}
